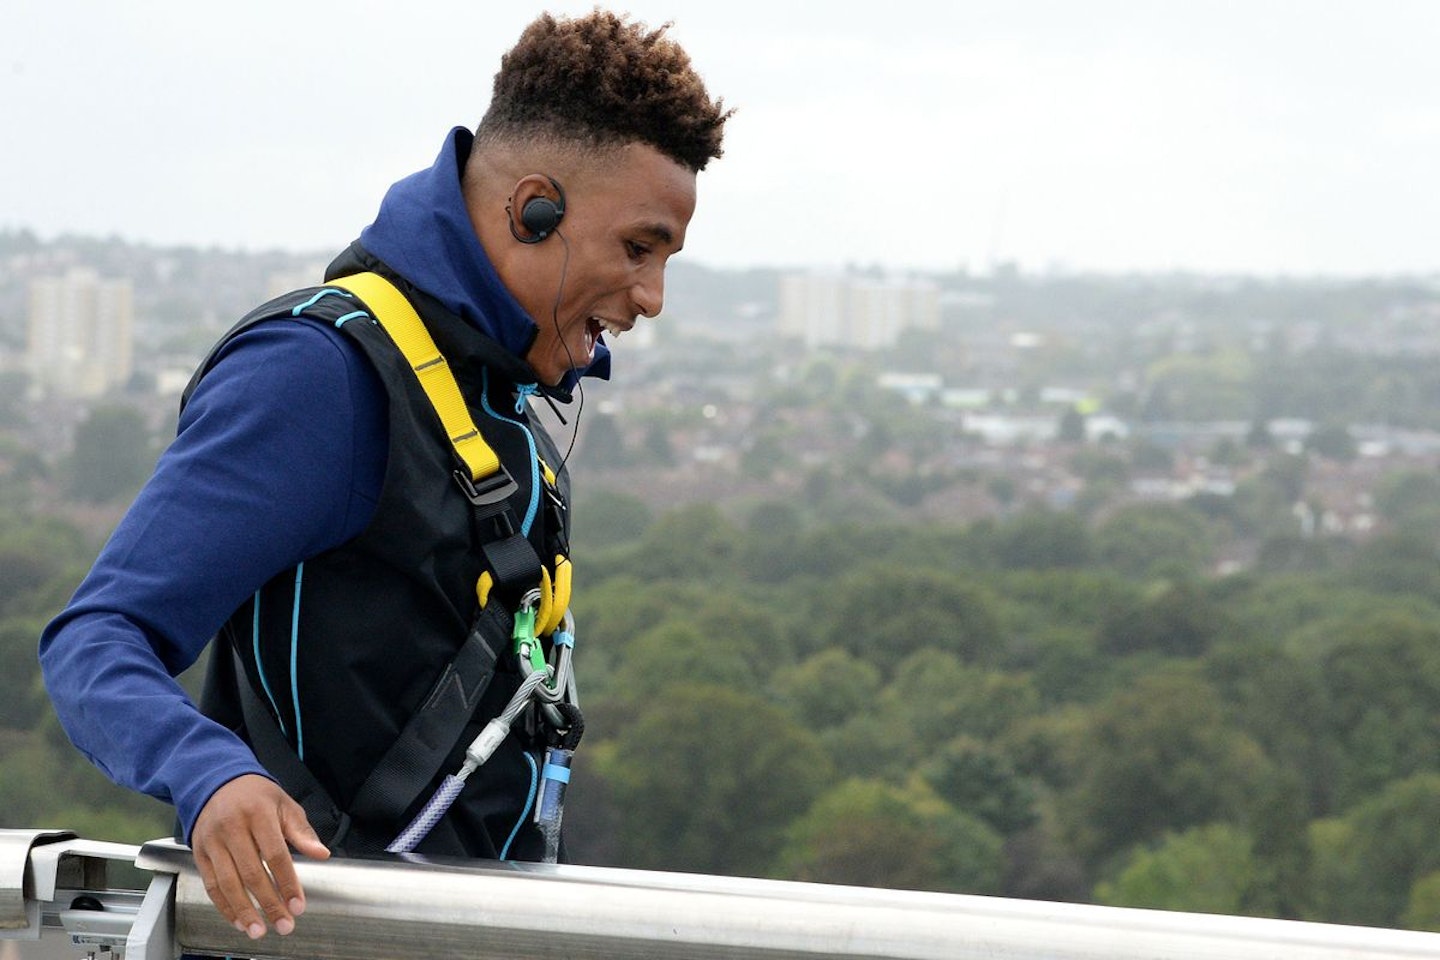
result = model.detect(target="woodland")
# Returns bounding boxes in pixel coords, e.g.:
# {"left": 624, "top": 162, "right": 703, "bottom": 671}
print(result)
{"left": 3, "top": 434, "right": 1440, "bottom": 931}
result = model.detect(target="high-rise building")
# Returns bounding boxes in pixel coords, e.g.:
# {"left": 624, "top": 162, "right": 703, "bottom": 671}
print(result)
{"left": 27, "top": 268, "right": 135, "bottom": 397}
{"left": 779, "top": 273, "right": 847, "bottom": 346}
{"left": 779, "top": 271, "right": 940, "bottom": 349}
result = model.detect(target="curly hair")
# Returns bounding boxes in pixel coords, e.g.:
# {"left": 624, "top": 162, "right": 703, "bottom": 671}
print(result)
{"left": 476, "top": 10, "right": 731, "bottom": 172}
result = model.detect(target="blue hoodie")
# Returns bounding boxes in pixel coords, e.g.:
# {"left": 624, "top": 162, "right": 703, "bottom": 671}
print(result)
{"left": 39, "top": 127, "right": 604, "bottom": 839}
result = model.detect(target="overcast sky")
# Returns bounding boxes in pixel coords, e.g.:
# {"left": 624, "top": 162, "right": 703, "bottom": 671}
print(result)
{"left": 5, "top": 1, "right": 1439, "bottom": 277}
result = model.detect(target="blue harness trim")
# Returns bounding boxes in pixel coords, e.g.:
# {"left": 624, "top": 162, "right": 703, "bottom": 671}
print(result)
{"left": 333, "top": 310, "right": 370, "bottom": 328}
{"left": 291, "top": 289, "right": 352, "bottom": 316}
{"left": 479, "top": 368, "right": 542, "bottom": 536}
{"left": 290, "top": 563, "right": 306, "bottom": 761}
{"left": 252, "top": 591, "right": 286, "bottom": 736}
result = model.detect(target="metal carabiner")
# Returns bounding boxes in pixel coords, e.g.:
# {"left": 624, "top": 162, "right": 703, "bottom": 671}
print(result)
{"left": 534, "top": 609, "right": 576, "bottom": 706}
{"left": 513, "top": 587, "right": 548, "bottom": 678}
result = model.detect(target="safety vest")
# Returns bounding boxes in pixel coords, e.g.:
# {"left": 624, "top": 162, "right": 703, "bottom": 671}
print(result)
{"left": 187, "top": 266, "right": 572, "bottom": 859}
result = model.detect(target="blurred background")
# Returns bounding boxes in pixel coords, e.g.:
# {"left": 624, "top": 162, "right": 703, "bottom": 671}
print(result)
{"left": 4, "top": 0, "right": 1440, "bottom": 942}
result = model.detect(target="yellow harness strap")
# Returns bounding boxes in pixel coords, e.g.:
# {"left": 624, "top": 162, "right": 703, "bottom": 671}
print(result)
{"left": 325, "top": 272, "right": 501, "bottom": 485}
{"left": 325, "top": 272, "right": 572, "bottom": 632}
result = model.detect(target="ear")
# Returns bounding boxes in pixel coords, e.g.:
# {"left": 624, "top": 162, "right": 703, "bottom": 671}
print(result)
{"left": 508, "top": 174, "right": 566, "bottom": 243}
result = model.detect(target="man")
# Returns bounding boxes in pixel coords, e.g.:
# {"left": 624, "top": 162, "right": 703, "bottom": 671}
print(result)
{"left": 39, "top": 10, "right": 729, "bottom": 943}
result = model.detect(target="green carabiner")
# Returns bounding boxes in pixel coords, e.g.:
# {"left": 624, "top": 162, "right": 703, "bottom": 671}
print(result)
{"left": 513, "top": 598, "right": 547, "bottom": 676}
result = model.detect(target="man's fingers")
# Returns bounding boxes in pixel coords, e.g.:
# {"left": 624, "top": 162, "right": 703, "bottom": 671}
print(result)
{"left": 194, "top": 848, "right": 239, "bottom": 929}
{"left": 198, "top": 845, "right": 268, "bottom": 940}
{"left": 280, "top": 797, "right": 332, "bottom": 863}
{"left": 256, "top": 814, "right": 309, "bottom": 923}
{"left": 234, "top": 846, "right": 293, "bottom": 936}
{"left": 256, "top": 849, "right": 305, "bottom": 925}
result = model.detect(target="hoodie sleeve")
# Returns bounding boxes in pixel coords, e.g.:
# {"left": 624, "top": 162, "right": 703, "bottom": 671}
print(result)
{"left": 39, "top": 317, "right": 387, "bottom": 839}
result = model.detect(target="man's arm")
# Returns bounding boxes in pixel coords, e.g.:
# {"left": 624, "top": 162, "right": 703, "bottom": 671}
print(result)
{"left": 40, "top": 318, "right": 385, "bottom": 938}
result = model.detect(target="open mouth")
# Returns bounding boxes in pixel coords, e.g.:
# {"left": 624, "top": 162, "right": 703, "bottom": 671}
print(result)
{"left": 591, "top": 316, "right": 627, "bottom": 339}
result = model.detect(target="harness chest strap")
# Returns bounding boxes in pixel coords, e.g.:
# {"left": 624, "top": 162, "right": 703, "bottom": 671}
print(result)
{"left": 324, "top": 271, "right": 502, "bottom": 485}
{"left": 326, "top": 271, "right": 570, "bottom": 624}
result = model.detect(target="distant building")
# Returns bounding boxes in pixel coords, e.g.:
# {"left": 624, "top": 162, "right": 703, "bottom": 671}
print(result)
{"left": 877, "top": 371, "right": 944, "bottom": 404}
{"left": 26, "top": 267, "right": 134, "bottom": 397}
{"left": 779, "top": 271, "right": 939, "bottom": 349}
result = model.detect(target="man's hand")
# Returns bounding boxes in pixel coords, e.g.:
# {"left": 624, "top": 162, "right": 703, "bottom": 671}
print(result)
{"left": 190, "top": 774, "right": 332, "bottom": 940}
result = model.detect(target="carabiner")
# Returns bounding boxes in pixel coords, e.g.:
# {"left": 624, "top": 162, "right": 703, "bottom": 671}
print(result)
{"left": 513, "top": 587, "right": 547, "bottom": 677}
{"left": 535, "top": 609, "right": 576, "bottom": 705}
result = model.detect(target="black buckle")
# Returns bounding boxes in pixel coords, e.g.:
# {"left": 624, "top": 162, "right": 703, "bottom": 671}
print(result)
{"left": 453, "top": 467, "right": 518, "bottom": 507}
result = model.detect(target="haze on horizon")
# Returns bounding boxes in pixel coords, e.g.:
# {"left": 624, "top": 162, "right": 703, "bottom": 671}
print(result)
{"left": 5, "top": 1, "right": 1439, "bottom": 278}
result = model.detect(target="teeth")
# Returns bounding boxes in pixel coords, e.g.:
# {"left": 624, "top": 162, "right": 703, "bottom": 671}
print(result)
{"left": 596, "top": 318, "right": 623, "bottom": 339}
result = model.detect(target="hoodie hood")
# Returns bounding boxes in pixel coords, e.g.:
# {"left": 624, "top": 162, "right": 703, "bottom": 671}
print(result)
{"left": 356, "top": 127, "right": 611, "bottom": 392}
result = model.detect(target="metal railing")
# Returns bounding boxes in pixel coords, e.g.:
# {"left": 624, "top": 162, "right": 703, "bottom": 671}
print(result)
{"left": 6, "top": 828, "right": 1440, "bottom": 959}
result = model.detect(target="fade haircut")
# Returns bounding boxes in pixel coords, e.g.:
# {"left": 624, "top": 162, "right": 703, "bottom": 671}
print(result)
{"left": 476, "top": 10, "right": 731, "bottom": 172}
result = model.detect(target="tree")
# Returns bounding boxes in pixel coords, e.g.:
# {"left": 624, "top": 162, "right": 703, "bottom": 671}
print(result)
{"left": 1254, "top": 532, "right": 1337, "bottom": 574}
{"left": 640, "top": 421, "right": 675, "bottom": 466}
{"left": 1320, "top": 613, "right": 1440, "bottom": 806}
{"left": 773, "top": 649, "right": 881, "bottom": 729}
{"left": 1261, "top": 452, "right": 1308, "bottom": 503}
{"left": 0, "top": 515, "right": 90, "bottom": 618}
{"left": 818, "top": 565, "right": 1004, "bottom": 671}
{"left": 1142, "top": 350, "right": 1255, "bottom": 421}
{"left": 876, "top": 651, "right": 1040, "bottom": 746}
{"left": 66, "top": 404, "right": 155, "bottom": 503}
{"left": 0, "top": 730, "right": 172, "bottom": 843}
{"left": 740, "top": 431, "right": 789, "bottom": 481}
{"left": 1244, "top": 772, "right": 1314, "bottom": 918}
{"left": 577, "top": 412, "right": 628, "bottom": 468}
{"left": 1069, "top": 449, "right": 1129, "bottom": 486}
{"left": 1231, "top": 474, "right": 1299, "bottom": 539}
{"left": 989, "top": 509, "right": 1093, "bottom": 570}
{"left": 1204, "top": 640, "right": 1335, "bottom": 817}
{"left": 1063, "top": 672, "right": 1271, "bottom": 864}
{"left": 1307, "top": 774, "right": 1440, "bottom": 928}
{"left": 1209, "top": 436, "right": 1245, "bottom": 467}
{"left": 606, "top": 620, "right": 764, "bottom": 700}
{"left": 740, "top": 500, "right": 808, "bottom": 584}
{"left": 1403, "top": 872, "right": 1440, "bottom": 932}
{"left": 819, "top": 711, "right": 917, "bottom": 781}
{"left": 1374, "top": 470, "right": 1440, "bottom": 541}
{"left": 1304, "top": 422, "right": 1357, "bottom": 462}
{"left": 986, "top": 474, "right": 1017, "bottom": 508}
{"left": 1097, "top": 578, "right": 1227, "bottom": 658}
{"left": 629, "top": 503, "right": 741, "bottom": 581}
{"left": 570, "top": 489, "right": 652, "bottom": 549}
{"left": 0, "top": 371, "right": 29, "bottom": 425}
{"left": 776, "top": 778, "right": 1004, "bottom": 894}
{"left": 1094, "top": 503, "right": 1213, "bottom": 580}
{"left": 0, "top": 618, "right": 48, "bottom": 730}
{"left": 1350, "top": 532, "right": 1440, "bottom": 598}
{"left": 1245, "top": 418, "right": 1274, "bottom": 449}
{"left": 597, "top": 684, "right": 835, "bottom": 877}
{"left": 1129, "top": 440, "right": 1174, "bottom": 473}
{"left": 919, "top": 736, "right": 1038, "bottom": 835}
{"left": 1057, "top": 407, "right": 1086, "bottom": 443}
{"left": 1095, "top": 824, "right": 1257, "bottom": 915}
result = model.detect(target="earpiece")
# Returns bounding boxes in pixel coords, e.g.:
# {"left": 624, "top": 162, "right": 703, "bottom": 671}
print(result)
{"left": 510, "top": 175, "right": 566, "bottom": 244}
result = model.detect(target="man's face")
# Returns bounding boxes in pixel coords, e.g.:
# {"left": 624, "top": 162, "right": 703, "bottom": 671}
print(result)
{"left": 517, "top": 143, "right": 697, "bottom": 386}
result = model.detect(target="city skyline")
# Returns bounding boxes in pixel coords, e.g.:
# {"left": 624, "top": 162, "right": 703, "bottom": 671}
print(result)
{"left": 6, "top": 1, "right": 1440, "bottom": 278}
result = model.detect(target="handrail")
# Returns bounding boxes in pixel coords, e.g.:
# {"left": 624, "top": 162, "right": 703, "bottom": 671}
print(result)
{"left": 7, "top": 829, "right": 1440, "bottom": 959}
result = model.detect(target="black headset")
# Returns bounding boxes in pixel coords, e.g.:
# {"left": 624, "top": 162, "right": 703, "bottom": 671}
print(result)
{"left": 509, "top": 175, "right": 567, "bottom": 244}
